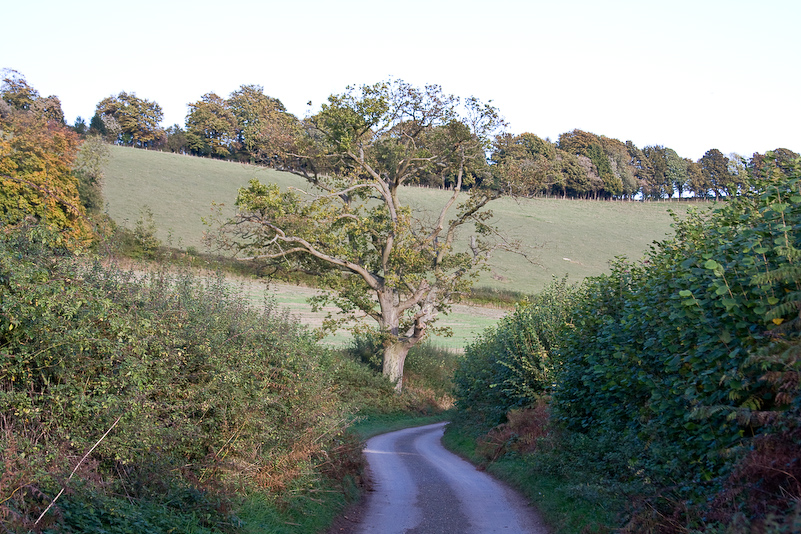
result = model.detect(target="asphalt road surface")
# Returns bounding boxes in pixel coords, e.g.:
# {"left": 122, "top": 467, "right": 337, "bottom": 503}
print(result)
{"left": 356, "top": 422, "right": 548, "bottom": 534}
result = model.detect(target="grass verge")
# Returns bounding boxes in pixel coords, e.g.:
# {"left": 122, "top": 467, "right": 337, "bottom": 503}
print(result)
{"left": 237, "top": 477, "right": 359, "bottom": 534}
{"left": 349, "top": 412, "right": 454, "bottom": 441}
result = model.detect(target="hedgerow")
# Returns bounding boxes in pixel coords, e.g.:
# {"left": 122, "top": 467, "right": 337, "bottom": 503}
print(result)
{"left": 452, "top": 277, "right": 579, "bottom": 427}
{"left": 554, "top": 156, "right": 801, "bottom": 496}
{"left": 450, "top": 154, "right": 801, "bottom": 532}
{"left": 0, "top": 225, "right": 370, "bottom": 532}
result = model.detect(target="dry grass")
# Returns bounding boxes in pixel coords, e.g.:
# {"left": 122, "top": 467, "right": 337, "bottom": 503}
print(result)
{"left": 476, "top": 401, "right": 552, "bottom": 464}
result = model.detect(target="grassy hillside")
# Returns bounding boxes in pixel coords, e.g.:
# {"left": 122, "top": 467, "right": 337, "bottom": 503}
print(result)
{"left": 104, "top": 146, "right": 696, "bottom": 295}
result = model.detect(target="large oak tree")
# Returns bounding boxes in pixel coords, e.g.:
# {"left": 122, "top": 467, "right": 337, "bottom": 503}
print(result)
{"left": 212, "top": 80, "right": 517, "bottom": 390}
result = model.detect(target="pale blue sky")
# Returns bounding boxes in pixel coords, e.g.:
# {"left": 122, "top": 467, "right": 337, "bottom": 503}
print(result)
{"left": 4, "top": 0, "right": 799, "bottom": 160}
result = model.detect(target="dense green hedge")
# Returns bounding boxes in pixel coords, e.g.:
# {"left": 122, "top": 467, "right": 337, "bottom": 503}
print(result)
{"left": 453, "top": 278, "right": 579, "bottom": 427}
{"left": 451, "top": 154, "right": 801, "bottom": 530}
{"left": 554, "top": 159, "right": 801, "bottom": 492}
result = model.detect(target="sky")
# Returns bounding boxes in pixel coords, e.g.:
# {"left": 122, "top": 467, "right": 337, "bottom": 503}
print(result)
{"left": 3, "top": 0, "right": 799, "bottom": 161}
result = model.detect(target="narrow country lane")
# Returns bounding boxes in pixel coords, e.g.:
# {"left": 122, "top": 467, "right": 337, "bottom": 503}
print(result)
{"left": 356, "top": 422, "right": 548, "bottom": 534}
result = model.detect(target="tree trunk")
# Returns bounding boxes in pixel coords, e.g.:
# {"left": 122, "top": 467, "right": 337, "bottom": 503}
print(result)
{"left": 383, "top": 341, "right": 412, "bottom": 393}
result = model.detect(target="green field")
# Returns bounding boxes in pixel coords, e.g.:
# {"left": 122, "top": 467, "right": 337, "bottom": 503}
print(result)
{"left": 103, "top": 146, "right": 698, "bottom": 347}
{"left": 104, "top": 146, "right": 695, "bottom": 293}
{"left": 176, "top": 272, "right": 505, "bottom": 351}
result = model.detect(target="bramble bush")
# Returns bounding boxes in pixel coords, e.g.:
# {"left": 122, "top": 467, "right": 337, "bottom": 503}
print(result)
{"left": 0, "top": 224, "right": 383, "bottom": 532}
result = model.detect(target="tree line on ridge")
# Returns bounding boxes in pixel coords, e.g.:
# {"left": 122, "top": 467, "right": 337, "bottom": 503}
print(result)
{"left": 5, "top": 69, "right": 796, "bottom": 202}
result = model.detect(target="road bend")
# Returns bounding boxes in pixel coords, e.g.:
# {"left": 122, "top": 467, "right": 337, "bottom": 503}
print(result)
{"left": 357, "top": 422, "right": 548, "bottom": 534}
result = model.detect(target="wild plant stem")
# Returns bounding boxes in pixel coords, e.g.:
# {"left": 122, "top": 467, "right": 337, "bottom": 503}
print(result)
{"left": 32, "top": 414, "right": 123, "bottom": 528}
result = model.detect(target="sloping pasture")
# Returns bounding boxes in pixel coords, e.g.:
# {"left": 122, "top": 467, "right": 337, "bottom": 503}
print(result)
{"left": 104, "top": 146, "right": 693, "bottom": 294}
{"left": 102, "top": 146, "right": 696, "bottom": 346}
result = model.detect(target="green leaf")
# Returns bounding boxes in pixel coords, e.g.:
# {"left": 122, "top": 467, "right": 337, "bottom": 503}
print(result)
{"left": 770, "top": 202, "right": 789, "bottom": 213}
{"left": 719, "top": 329, "right": 732, "bottom": 344}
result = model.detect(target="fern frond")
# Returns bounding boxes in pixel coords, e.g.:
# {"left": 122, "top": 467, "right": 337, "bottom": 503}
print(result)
{"left": 765, "top": 299, "right": 801, "bottom": 321}
{"left": 752, "top": 264, "right": 801, "bottom": 286}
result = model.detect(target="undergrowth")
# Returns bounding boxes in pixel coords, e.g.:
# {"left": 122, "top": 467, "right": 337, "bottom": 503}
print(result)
{"left": 0, "top": 224, "right": 453, "bottom": 533}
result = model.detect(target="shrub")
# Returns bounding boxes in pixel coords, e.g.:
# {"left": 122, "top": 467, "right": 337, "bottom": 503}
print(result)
{"left": 0, "top": 226, "right": 363, "bottom": 531}
{"left": 452, "top": 277, "right": 578, "bottom": 427}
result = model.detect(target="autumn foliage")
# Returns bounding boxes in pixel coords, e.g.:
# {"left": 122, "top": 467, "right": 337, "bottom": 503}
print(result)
{"left": 1, "top": 78, "right": 92, "bottom": 248}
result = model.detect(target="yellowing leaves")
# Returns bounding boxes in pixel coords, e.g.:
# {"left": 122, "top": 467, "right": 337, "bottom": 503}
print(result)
{"left": 0, "top": 108, "right": 92, "bottom": 249}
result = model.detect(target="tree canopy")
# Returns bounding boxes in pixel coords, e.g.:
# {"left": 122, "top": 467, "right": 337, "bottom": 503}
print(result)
{"left": 1, "top": 73, "right": 92, "bottom": 248}
{"left": 185, "top": 84, "right": 299, "bottom": 165}
{"left": 185, "top": 92, "right": 237, "bottom": 158}
{"left": 36, "top": 69, "right": 791, "bottom": 201}
{"left": 94, "top": 91, "right": 164, "bottom": 148}
{"left": 211, "top": 80, "right": 517, "bottom": 390}
{"left": 699, "top": 148, "right": 735, "bottom": 199}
